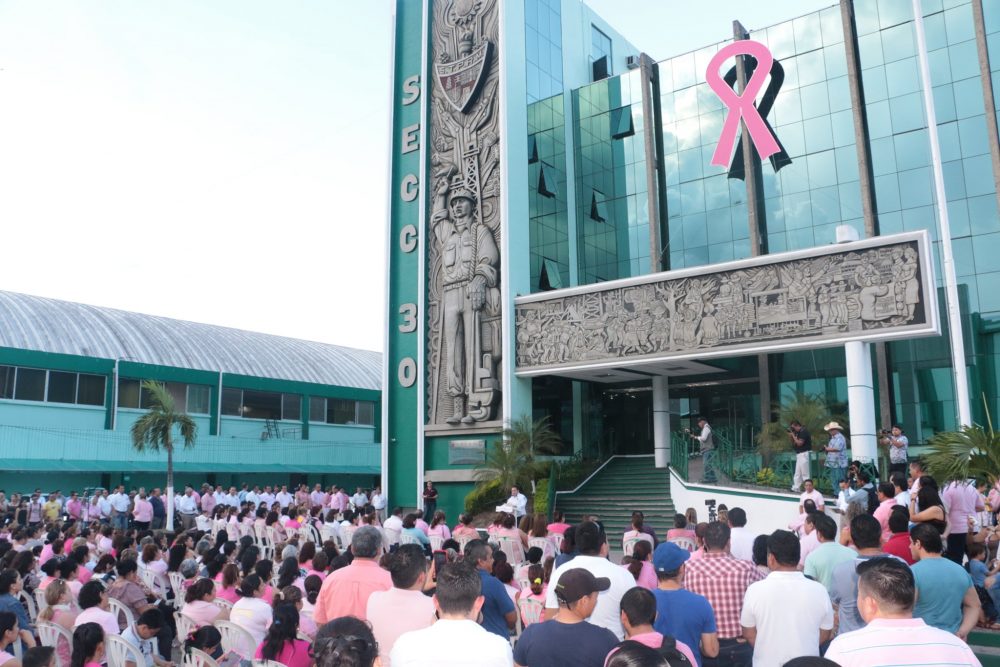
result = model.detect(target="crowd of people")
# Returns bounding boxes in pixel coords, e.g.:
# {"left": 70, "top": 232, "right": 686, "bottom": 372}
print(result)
{"left": 0, "top": 466, "right": 991, "bottom": 667}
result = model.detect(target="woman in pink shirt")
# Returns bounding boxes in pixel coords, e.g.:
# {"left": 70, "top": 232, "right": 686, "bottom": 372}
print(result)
{"left": 495, "top": 512, "right": 529, "bottom": 547}
{"left": 71, "top": 621, "right": 106, "bottom": 667}
{"left": 182, "top": 578, "right": 229, "bottom": 628}
{"left": 665, "top": 513, "right": 697, "bottom": 541}
{"left": 0, "top": 612, "right": 17, "bottom": 667}
{"left": 132, "top": 492, "right": 153, "bottom": 531}
{"left": 253, "top": 604, "right": 310, "bottom": 667}
{"left": 623, "top": 541, "right": 656, "bottom": 590}
{"left": 38, "top": 580, "right": 79, "bottom": 667}
{"left": 452, "top": 513, "right": 480, "bottom": 541}
{"left": 426, "top": 511, "right": 452, "bottom": 540}
{"left": 254, "top": 561, "right": 275, "bottom": 605}
{"left": 275, "top": 586, "right": 317, "bottom": 639}
{"left": 215, "top": 564, "right": 241, "bottom": 605}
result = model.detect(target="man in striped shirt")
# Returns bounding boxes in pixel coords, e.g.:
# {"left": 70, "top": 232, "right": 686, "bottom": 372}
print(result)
{"left": 825, "top": 557, "right": 980, "bottom": 667}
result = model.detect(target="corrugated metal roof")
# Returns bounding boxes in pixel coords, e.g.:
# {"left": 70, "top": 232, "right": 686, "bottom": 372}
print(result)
{"left": 0, "top": 291, "right": 381, "bottom": 389}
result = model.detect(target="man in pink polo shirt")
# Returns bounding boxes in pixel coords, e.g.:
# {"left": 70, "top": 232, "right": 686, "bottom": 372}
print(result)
{"left": 825, "top": 557, "right": 980, "bottom": 666}
{"left": 366, "top": 544, "right": 435, "bottom": 666}
{"left": 314, "top": 525, "right": 391, "bottom": 623}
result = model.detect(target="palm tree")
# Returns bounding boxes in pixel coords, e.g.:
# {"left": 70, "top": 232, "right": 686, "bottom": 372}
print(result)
{"left": 924, "top": 405, "right": 1000, "bottom": 485}
{"left": 130, "top": 380, "right": 197, "bottom": 531}
{"left": 474, "top": 415, "right": 562, "bottom": 502}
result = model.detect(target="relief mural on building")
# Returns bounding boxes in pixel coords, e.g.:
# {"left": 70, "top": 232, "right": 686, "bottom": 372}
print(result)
{"left": 516, "top": 238, "right": 932, "bottom": 370}
{"left": 426, "top": 0, "right": 503, "bottom": 426}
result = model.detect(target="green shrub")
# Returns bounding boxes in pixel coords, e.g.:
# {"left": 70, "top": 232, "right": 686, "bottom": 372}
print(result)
{"left": 533, "top": 479, "right": 549, "bottom": 516}
{"left": 464, "top": 478, "right": 504, "bottom": 515}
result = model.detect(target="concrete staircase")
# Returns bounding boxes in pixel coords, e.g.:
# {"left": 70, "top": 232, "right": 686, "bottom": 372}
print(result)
{"left": 969, "top": 630, "right": 1000, "bottom": 666}
{"left": 553, "top": 455, "right": 674, "bottom": 546}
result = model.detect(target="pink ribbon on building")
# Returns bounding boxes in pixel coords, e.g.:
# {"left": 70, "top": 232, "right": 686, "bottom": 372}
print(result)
{"left": 706, "top": 40, "right": 781, "bottom": 167}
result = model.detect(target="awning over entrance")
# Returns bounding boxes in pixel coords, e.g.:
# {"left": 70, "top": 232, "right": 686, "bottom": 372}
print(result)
{"left": 514, "top": 231, "right": 938, "bottom": 378}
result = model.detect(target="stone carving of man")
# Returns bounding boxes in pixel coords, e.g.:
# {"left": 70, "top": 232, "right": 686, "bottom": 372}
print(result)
{"left": 432, "top": 176, "right": 499, "bottom": 424}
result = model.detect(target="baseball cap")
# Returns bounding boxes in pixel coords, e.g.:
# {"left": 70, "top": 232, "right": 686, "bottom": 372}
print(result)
{"left": 653, "top": 542, "right": 691, "bottom": 573}
{"left": 554, "top": 568, "right": 610, "bottom": 604}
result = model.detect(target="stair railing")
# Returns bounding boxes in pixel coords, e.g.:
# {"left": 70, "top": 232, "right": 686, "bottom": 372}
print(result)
{"left": 554, "top": 454, "right": 654, "bottom": 498}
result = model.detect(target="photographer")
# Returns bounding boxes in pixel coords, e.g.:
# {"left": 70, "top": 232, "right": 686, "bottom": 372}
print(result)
{"left": 688, "top": 417, "right": 716, "bottom": 484}
{"left": 788, "top": 421, "right": 812, "bottom": 493}
{"left": 880, "top": 424, "right": 909, "bottom": 474}
{"left": 823, "top": 421, "right": 848, "bottom": 491}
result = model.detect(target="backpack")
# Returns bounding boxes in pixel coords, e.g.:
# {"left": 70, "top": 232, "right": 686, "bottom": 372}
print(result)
{"left": 657, "top": 636, "right": 693, "bottom": 666}
{"left": 865, "top": 485, "right": 879, "bottom": 515}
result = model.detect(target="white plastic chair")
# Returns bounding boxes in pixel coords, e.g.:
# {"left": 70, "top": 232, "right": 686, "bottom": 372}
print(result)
{"left": 168, "top": 571, "right": 186, "bottom": 602}
{"left": 668, "top": 536, "right": 698, "bottom": 552}
{"left": 251, "top": 661, "right": 284, "bottom": 667}
{"left": 182, "top": 647, "right": 220, "bottom": 667}
{"left": 429, "top": 535, "right": 444, "bottom": 551}
{"left": 382, "top": 527, "right": 400, "bottom": 551}
{"left": 36, "top": 620, "right": 73, "bottom": 667}
{"left": 496, "top": 537, "right": 525, "bottom": 565}
{"left": 456, "top": 536, "right": 474, "bottom": 553}
{"left": 215, "top": 620, "right": 256, "bottom": 659}
{"left": 550, "top": 532, "right": 565, "bottom": 553}
{"left": 175, "top": 610, "right": 197, "bottom": 638}
{"left": 212, "top": 598, "right": 234, "bottom": 612}
{"left": 105, "top": 634, "right": 145, "bottom": 667}
{"left": 17, "top": 589, "right": 37, "bottom": 622}
{"left": 139, "top": 568, "right": 168, "bottom": 599}
{"left": 528, "top": 536, "right": 553, "bottom": 559}
{"left": 341, "top": 525, "right": 356, "bottom": 549}
{"left": 108, "top": 597, "right": 136, "bottom": 631}
{"left": 400, "top": 532, "right": 421, "bottom": 547}
{"left": 518, "top": 597, "right": 545, "bottom": 626}
{"left": 622, "top": 533, "right": 654, "bottom": 557}
{"left": 33, "top": 589, "right": 48, "bottom": 615}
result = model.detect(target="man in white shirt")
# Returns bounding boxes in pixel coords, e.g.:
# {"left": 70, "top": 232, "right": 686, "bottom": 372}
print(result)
{"left": 798, "top": 479, "right": 825, "bottom": 513}
{"left": 310, "top": 483, "right": 328, "bottom": 509}
{"left": 383, "top": 507, "right": 404, "bottom": 535}
{"left": 506, "top": 486, "right": 527, "bottom": 520}
{"left": 351, "top": 487, "right": 369, "bottom": 510}
{"left": 245, "top": 486, "right": 261, "bottom": 507}
{"left": 259, "top": 486, "right": 276, "bottom": 507}
{"left": 389, "top": 560, "right": 513, "bottom": 667}
{"left": 176, "top": 488, "right": 199, "bottom": 530}
{"left": 108, "top": 485, "right": 131, "bottom": 530}
{"left": 741, "top": 530, "right": 834, "bottom": 666}
{"left": 275, "top": 485, "right": 293, "bottom": 508}
{"left": 727, "top": 508, "right": 757, "bottom": 562}
{"left": 97, "top": 490, "right": 113, "bottom": 523}
{"left": 370, "top": 486, "right": 387, "bottom": 520}
{"left": 225, "top": 486, "right": 240, "bottom": 507}
{"left": 544, "top": 521, "right": 637, "bottom": 640}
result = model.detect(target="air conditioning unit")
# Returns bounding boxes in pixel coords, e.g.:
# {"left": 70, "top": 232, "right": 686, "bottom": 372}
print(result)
{"left": 626, "top": 55, "right": 641, "bottom": 70}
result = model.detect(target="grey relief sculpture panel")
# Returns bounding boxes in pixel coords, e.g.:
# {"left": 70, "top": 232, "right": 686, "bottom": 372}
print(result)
{"left": 426, "top": 0, "right": 502, "bottom": 426}
{"left": 516, "top": 239, "right": 931, "bottom": 370}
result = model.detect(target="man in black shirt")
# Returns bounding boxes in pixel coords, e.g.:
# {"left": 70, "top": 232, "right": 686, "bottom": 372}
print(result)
{"left": 789, "top": 420, "right": 813, "bottom": 493}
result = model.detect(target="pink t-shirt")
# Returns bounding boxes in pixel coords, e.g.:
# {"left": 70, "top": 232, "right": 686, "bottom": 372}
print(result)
{"left": 182, "top": 600, "right": 223, "bottom": 628}
{"left": 612, "top": 631, "right": 699, "bottom": 667}
{"left": 942, "top": 481, "right": 983, "bottom": 534}
{"left": 254, "top": 639, "right": 311, "bottom": 667}
{"left": 215, "top": 585, "right": 240, "bottom": 604}
{"left": 547, "top": 522, "right": 571, "bottom": 535}
{"left": 74, "top": 607, "right": 120, "bottom": 637}
{"left": 665, "top": 528, "right": 696, "bottom": 541}
{"left": 366, "top": 587, "right": 435, "bottom": 666}
{"left": 314, "top": 559, "right": 392, "bottom": 624}
{"left": 0, "top": 651, "right": 14, "bottom": 666}
{"left": 133, "top": 498, "right": 153, "bottom": 522}
{"left": 623, "top": 560, "right": 657, "bottom": 590}
{"left": 427, "top": 524, "right": 451, "bottom": 540}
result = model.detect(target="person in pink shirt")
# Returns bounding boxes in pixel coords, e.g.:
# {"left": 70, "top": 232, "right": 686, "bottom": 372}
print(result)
{"left": 872, "top": 481, "right": 899, "bottom": 541}
{"left": 38, "top": 580, "right": 78, "bottom": 667}
{"left": 664, "top": 514, "right": 697, "bottom": 541}
{"left": 182, "top": 578, "right": 229, "bottom": 628}
{"left": 132, "top": 490, "right": 153, "bottom": 531}
{"left": 66, "top": 492, "right": 83, "bottom": 522}
{"left": 39, "top": 537, "right": 64, "bottom": 567}
{"left": 313, "top": 526, "right": 391, "bottom": 624}
{"left": 547, "top": 510, "right": 571, "bottom": 535}
{"left": 942, "top": 478, "right": 985, "bottom": 565}
{"left": 366, "top": 544, "right": 435, "bottom": 665}
{"left": 274, "top": 586, "right": 317, "bottom": 639}
{"left": 426, "top": 511, "right": 452, "bottom": 541}
{"left": 516, "top": 564, "right": 548, "bottom": 627}
{"left": 215, "top": 564, "right": 241, "bottom": 604}
{"left": 413, "top": 510, "right": 430, "bottom": 535}
{"left": 824, "top": 557, "right": 981, "bottom": 667}
{"left": 254, "top": 603, "right": 311, "bottom": 667}
{"left": 623, "top": 541, "right": 656, "bottom": 590}
{"left": 607, "top": 587, "right": 700, "bottom": 666}
{"left": 452, "top": 513, "right": 480, "bottom": 541}
{"left": 71, "top": 622, "right": 106, "bottom": 667}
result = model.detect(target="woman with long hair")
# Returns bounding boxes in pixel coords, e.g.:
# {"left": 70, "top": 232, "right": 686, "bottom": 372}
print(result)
{"left": 215, "top": 563, "right": 241, "bottom": 604}
{"left": 910, "top": 481, "right": 948, "bottom": 534}
{"left": 274, "top": 586, "right": 316, "bottom": 639}
{"left": 230, "top": 574, "right": 272, "bottom": 645}
{"left": 254, "top": 604, "right": 310, "bottom": 667}
{"left": 253, "top": 560, "right": 275, "bottom": 604}
{"left": 184, "top": 625, "right": 241, "bottom": 667}
{"left": 624, "top": 540, "right": 656, "bottom": 590}
{"left": 302, "top": 575, "right": 321, "bottom": 618}
{"left": 0, "top": 612, "right": 21, "bottom": 667}
{"left": 451, "top": 514, "right": 479, "bottom": 541}
{"left": 426, "top": 511, "right": 451, "bottom": 540}
{"left": 70, "top": 622, "right": 104, "bottom": 667}
{"left": 39, "top": 580, "right": 78, "bottom": 667}
{"left": 313, "top": 616, "right": 380, "bottom": 667}
{"left": 276, "top": 557, "right": 301, "bottom": 591}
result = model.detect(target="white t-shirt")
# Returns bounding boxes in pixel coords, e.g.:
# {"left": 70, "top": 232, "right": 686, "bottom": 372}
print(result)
{"left": 383, "top": 515, "right": 404, "bottom": 532}
{"left": 740, "top": 571, "right": 834, "bottom": 667}
{"left": 799, "top": 489, "right": 825, "bottom": 509}
{"left": 544, "top": 554, "right": 637, "bottom": 640}
{"left": 729, "top": 527, "right": 758, "bottom": 562}
{"left": 230, "top": 596, "right": 273, "bottom": 645}
{"left": 390, "top": 619, "right": 512, "bottom": 667}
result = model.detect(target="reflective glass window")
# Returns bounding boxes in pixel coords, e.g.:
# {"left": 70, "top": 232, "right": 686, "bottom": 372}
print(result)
{"left": 47, "top": 371, "right": 76, "bottom": 404}
{"left": 15, "top": 368, "right": 45, "bottom": 402}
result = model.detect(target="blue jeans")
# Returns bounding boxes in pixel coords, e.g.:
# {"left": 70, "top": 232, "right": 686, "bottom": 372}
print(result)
{"left": 702, "top": 449, "right": 717, "bottom": 482}
{"left": 826, "top": 465, "right": 846, "bottom": 492}
{"left": 112, "top": 514, "right": 128, "bottom": 531}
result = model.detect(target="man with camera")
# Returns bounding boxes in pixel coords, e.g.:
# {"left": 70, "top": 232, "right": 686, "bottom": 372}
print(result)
{"left": 880, "top": 424, "right": 909, "bottom": 475}
{"left": 788, "top": 420, "right": 812, "bottom": 493}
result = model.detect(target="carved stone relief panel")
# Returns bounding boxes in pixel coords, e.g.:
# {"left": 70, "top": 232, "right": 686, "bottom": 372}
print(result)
{"left": 515, "top": 234, "right": 938, "bottom": 372}
{"left": 426, "top": 0, "right": 502, "bottom": 426}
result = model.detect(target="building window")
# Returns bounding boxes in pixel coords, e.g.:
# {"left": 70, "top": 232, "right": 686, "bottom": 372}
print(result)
{"left": 307, "top": 396, "right": 375, "bottom": 426}
{"left": 118, "top": 379, "right": 209, "bottom": 414}
{"left": 610, "top": 106, "right": 634, "bottom": 139}
{"left": 328, "top": 398, "right": 357, "bottom": 425}
{"left": 0, "top": 366, "right": 15, "bottom": 399}
{"left": 219, "top": 388, "right": 302, "bottom": 420}
{"left": 283, "top": 394, "right": 301, "bottom": 421}
{"left": 47, "top": 371, "right": 77, "bottom": 404}
{"left": 309, "top": 397, "right": 326, "bottom": 423}
{"left": 14, "top": 368, "right": 46, "bottom": 402}
{"left": 241, "top": 390, "right": 282, "bottom": 420}
{"left": 77, "top": 374, "right": 106, "bottom": 406}
{"left": 187, "top": 385, "right": 211, "bottom": 415}
{"left": 221, "top": 388, "right": 242, "bottom": 416}
{"left": 356, "top": 401, "right": 375, "bottom": 426}
{"left": 591, "top": 25, "right": 612, "bottom": 78}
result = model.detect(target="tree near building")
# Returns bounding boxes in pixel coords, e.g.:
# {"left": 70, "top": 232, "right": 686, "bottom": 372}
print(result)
{"left": 130, "top": 380, "right": 197, "bottom": 531}
{"left": 473, "top": 416, "right": 561, "bottom": 510}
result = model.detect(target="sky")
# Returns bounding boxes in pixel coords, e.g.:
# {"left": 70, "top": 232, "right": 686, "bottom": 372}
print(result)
{"left": 0, "top": 0, "right": 832, "bottom": 353}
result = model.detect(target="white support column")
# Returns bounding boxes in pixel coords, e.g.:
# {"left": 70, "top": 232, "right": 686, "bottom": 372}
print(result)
{"left": 846, "top": 341, "right": 878, "bottom": 465}
{"left": 652, "top": 376, "right": 671, "bottom": 468}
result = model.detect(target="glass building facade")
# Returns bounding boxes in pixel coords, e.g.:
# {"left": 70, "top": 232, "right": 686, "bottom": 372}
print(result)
{"left": 527, "top": 0, "right": 1000, "bottom": 454}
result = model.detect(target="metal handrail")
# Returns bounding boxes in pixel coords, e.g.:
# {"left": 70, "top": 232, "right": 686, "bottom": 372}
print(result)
{"left": 554, "top": 454, "right": 653, "bottom": 497}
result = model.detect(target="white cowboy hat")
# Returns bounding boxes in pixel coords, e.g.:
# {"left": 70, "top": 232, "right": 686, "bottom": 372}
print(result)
{"left": 823, "top": 421, "right": 844, "bottom": 432}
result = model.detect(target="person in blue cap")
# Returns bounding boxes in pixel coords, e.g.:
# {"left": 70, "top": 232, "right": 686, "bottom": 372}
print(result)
{"left": 650, "top": 541, "right": 719, "bottom": 667}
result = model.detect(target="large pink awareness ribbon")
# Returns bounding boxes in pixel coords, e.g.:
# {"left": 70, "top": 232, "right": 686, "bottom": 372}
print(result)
{"left": 706, "top": 40, "right": 780, "bottom": 167}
